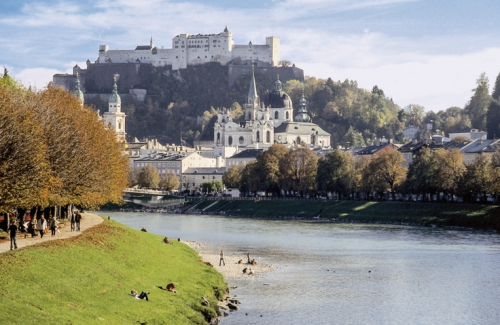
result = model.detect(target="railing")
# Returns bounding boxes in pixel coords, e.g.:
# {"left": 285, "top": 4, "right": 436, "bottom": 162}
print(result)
{"left": 123, "top": 188, "right": 172, "bottom": 195}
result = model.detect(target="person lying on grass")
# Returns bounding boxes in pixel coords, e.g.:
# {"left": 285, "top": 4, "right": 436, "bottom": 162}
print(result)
{"left": 130, "top": 289, "right": 149, "bottom": 301}
{"left": 157, "top": 283, "right": 177, "bottom": 293}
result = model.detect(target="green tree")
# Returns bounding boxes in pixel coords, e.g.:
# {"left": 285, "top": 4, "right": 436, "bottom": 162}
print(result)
{"left": 486, "top": 99, "right": 500, "bottom": 139}
{"left": 459, "top": 155, "right": 491, "bottom": 202}
{"left": 316, "top": 150, "right": 355, "bottom": 198}
{"left": 344, "top": 126, "right": 365, "bottom": 147}
{"left": 138, "top": 165, "right": 160, "bottom": 188}
{"left": 257, "top": 144, "right": 289, "bottom": 196}
{"left": 406, "top": 146, "right": 437, "bottom": 199}
{"left": 465, "top": 73, "right": 492, "bottom": 130}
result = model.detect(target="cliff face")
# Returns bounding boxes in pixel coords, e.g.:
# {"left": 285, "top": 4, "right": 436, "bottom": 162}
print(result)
{"left": 53, "top": 62, "right": 303, "bottom": 94}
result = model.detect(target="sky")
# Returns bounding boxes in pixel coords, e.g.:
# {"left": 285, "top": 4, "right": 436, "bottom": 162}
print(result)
{"left": 1, "top": 0, "right": 499, "bottom": 112}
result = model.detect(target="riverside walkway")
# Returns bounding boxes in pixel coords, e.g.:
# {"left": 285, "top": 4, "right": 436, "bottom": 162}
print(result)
{"left": 0, "top": 212, "right": 104, "bottom": 254}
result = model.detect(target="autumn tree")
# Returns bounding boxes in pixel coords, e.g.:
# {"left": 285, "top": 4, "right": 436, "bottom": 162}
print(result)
{"left": 279, "top": 146, "right": 318, "bottom": 196}
{"left": 222, "top": 165, "right": 243, "bottom": 189}
{"left": 138, "top": 165, "right": 160, "bottom": 189}
{"left": 257, "top": 144, "right": 289, "bottom": 196}
{"left": 159, "top": 171, "right": 180, "bottom": 191}
{"left": 433, "top": 149, "right": 465, "bottom": 201}
{"left": 0, "top": 82, "right": 51, "bottom": 212}
{"left": 363, "top": 149, "right": 407, "bottom": 199}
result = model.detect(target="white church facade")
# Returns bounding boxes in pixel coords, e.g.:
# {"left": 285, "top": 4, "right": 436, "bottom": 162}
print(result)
{"left": 97, "top": 27, "right": 280, "bottom": 70}
{"left": 196, "top": 66, "right": 331, "bottom": 152}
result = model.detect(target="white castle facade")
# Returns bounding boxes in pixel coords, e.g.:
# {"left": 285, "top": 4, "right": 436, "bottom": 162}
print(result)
{"left": 97, "top": 27, "right": 280, "bottom": 70}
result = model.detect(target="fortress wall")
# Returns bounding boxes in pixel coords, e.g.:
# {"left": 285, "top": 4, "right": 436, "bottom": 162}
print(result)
{"left": 101, "top": 49, "right": 153, "bottom": 64}
{"left": 84, "top": 63, "right": 153, "bottom": 93}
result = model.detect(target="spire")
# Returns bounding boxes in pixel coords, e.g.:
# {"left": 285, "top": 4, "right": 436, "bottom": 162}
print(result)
{"left": 109, "top": 76, "right": 121, "bottom": 104}
{"left": 224, "top": 26, "right": 229, "bottom": 33}
{"left": 248, "top": 61, "right": 258, "bottom": 102}
{"left": 73, "top": 72, "right": 84, "bottom": 106}
{"left": 150, "top": 36, "right": 153, "bottom": 48}
{"left": 295, "top": 90, "right": 311, "bottom": 122}
{"left": 274, "top": 74, "right": 282, "bottom": 92}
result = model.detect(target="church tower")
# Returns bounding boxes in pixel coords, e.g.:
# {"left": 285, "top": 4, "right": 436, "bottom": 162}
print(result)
{"left": 73, "top": 73, "right": 84, "bottom": 107}
{"left": 244, "top": 62, "right": 259, "bottom": 121}
{"left": 294, "top": 91, "right": 311, "bottom": 122}
{"left": 103, "top": 77, "right": 126, "bottom": 141}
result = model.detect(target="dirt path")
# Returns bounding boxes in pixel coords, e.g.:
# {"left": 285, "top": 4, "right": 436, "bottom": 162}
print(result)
{"left": 0, "top": 212, "right": 104, "bottom": 254}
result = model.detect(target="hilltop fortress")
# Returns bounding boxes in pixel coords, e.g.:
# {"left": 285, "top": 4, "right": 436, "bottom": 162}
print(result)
{"left": 53, "top": 27, "right": 303, "bottom": 95}
{"left": 98, "top": 26, "right": 279, "bottom": 70}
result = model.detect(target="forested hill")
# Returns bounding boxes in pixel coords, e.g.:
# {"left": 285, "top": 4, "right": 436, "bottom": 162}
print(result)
{"left": 84, "top": 63, "right": 500, "bottom": 147}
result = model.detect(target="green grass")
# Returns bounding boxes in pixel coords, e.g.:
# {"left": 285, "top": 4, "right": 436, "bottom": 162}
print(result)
{"left": 218, "top": 200, "right": 500, "bottom": 231}
{"left": 0, "top": 218, "right": 228, "bottom": 324}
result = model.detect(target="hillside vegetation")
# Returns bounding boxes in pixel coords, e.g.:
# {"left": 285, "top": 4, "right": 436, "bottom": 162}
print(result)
{"left": 0, "top": 218, "right": 227, "bottom": 324}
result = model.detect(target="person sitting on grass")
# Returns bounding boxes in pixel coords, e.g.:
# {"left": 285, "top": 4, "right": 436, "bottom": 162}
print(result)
{"left": 157, "top": 283, "right": 177, "bottom": 293}
{"left": 130, "top": 289, "right": 149, "bottom": 301}
{"left": 163, "top": 237, "right": 173, "bottom": 244}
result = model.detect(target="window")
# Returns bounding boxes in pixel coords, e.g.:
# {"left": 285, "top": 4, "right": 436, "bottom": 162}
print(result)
{"left": 239, "top": 136, "right": 244, "bottom": 144}
{"left": 266, "top": 131, "right": 271, "bottom": 143}
{"left": 297, "top": 137, "right": 301, "bottom": 144}
{"left": 256, "top": 131, "right": 260, "bottom": 142}
{"left": 118, "top": 122, "right": 121, "bottom": 130}
{"left": 203, "top": 176, "right": 205, "bottom": 179}
{"left": 217, "top": 132, "right": 221, "bottom": 144}
{"left": 228, "top": 136, "right": 233, "bottom": 145}
{"left": 248, "top": 112, "right": 251, "bottom": 119}
{"left": 286, "top": 111, "right": 290, "bottom": 120}
{"left": 275, "top": 111, "right": 279, "bottom": 119}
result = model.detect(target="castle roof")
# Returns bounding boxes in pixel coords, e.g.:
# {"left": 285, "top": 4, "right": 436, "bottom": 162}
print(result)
{"left": 135, "top": 45, "right": 152, "bottom": 51}
{"left": 274, "top": 121, "right": 329, "bottom": 136}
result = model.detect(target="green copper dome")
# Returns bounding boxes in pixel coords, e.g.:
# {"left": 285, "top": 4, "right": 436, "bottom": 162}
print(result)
{"left": 274, "top": 74, "right": 282, "bottom": 92}
{"left": 109, "top": 77, "right": 121, "bottom": 104}
{"left": 294, "top": 92, "right": 311, "bottom": 122}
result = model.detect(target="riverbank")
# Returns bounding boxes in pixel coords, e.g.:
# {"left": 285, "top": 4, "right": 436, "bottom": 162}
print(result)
{"left": 0, "top": 215, "right": 228, "bottom": 324}
{"left": 185, "top": 241, "right": 272, "bottom": 279}
{"left": 186, "top": 200, "right": 500, "bottom": 232}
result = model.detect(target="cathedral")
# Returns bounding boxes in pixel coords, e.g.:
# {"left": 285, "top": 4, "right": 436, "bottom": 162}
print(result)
{"left": 196, "top": 65, "right": 330, "bottom": 151}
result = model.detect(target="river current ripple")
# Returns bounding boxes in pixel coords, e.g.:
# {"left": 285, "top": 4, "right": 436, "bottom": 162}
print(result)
{"left": 106, "top": 212, "right": 500, "bottom": 325}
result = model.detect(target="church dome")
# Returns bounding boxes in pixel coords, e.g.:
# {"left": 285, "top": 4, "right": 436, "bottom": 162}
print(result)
{"left": 266, "top": 75, "right": 292, "bottom": 108}
{"left": 109, "top": 77, "right": 121, "bottom": 104}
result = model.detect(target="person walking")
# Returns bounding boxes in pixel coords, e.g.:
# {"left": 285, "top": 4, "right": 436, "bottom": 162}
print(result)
{"left": 30, "top": 217, "right": 38, "bottom": 237}
{"left": 37, "top": 216, "right": 47, "bottom": 238}
{"left": 8, "top": 220, "right": 18, "bottom": 250}
{"left": 219, "top": 250, "right": 226, "bottom": 266}
{"left": 70, "top": 211, "right": 76, "bottom": 231}
{"left": 75, "top": 211, "right": 82, "bottom": 231}
{"left": 49, "top": 216, "right": 58, "bottom": 236}
{"left": 247, "top": 252, "right": 251, "bottom": 264}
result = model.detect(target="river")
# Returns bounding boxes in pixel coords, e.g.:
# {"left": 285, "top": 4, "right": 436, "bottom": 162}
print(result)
{"left": 106, "top": 212, "right": 500, "bottom": 325}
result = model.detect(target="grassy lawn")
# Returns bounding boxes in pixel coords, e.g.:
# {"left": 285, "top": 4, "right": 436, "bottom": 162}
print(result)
{"left": 0, "top": 218, "right": 227, "bottom": 324}
{"left": 221, "top": 200, "right": 500, "bottom": 231}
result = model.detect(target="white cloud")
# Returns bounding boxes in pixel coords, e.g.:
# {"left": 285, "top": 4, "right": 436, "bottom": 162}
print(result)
{"left": 1, "top": 0, "right": 498, "bottom": 113}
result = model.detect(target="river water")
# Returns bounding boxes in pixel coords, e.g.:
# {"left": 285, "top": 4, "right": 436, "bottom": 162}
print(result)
{"left": 106, "top": 212, "right": 500, "bottom": 325}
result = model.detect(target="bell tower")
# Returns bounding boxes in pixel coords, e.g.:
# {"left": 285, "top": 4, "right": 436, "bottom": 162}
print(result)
{"left": 103, "top": 77, "right": 126, "bottom": 142}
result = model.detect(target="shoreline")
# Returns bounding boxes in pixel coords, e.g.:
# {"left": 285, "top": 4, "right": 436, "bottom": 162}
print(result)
{"left": 185, "top": 240, "right": 273, "bottom": 279}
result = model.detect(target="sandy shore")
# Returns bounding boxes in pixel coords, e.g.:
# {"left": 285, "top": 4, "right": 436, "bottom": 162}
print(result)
{"left": 185, "top": 241, "right": 272, "bottom": 279}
